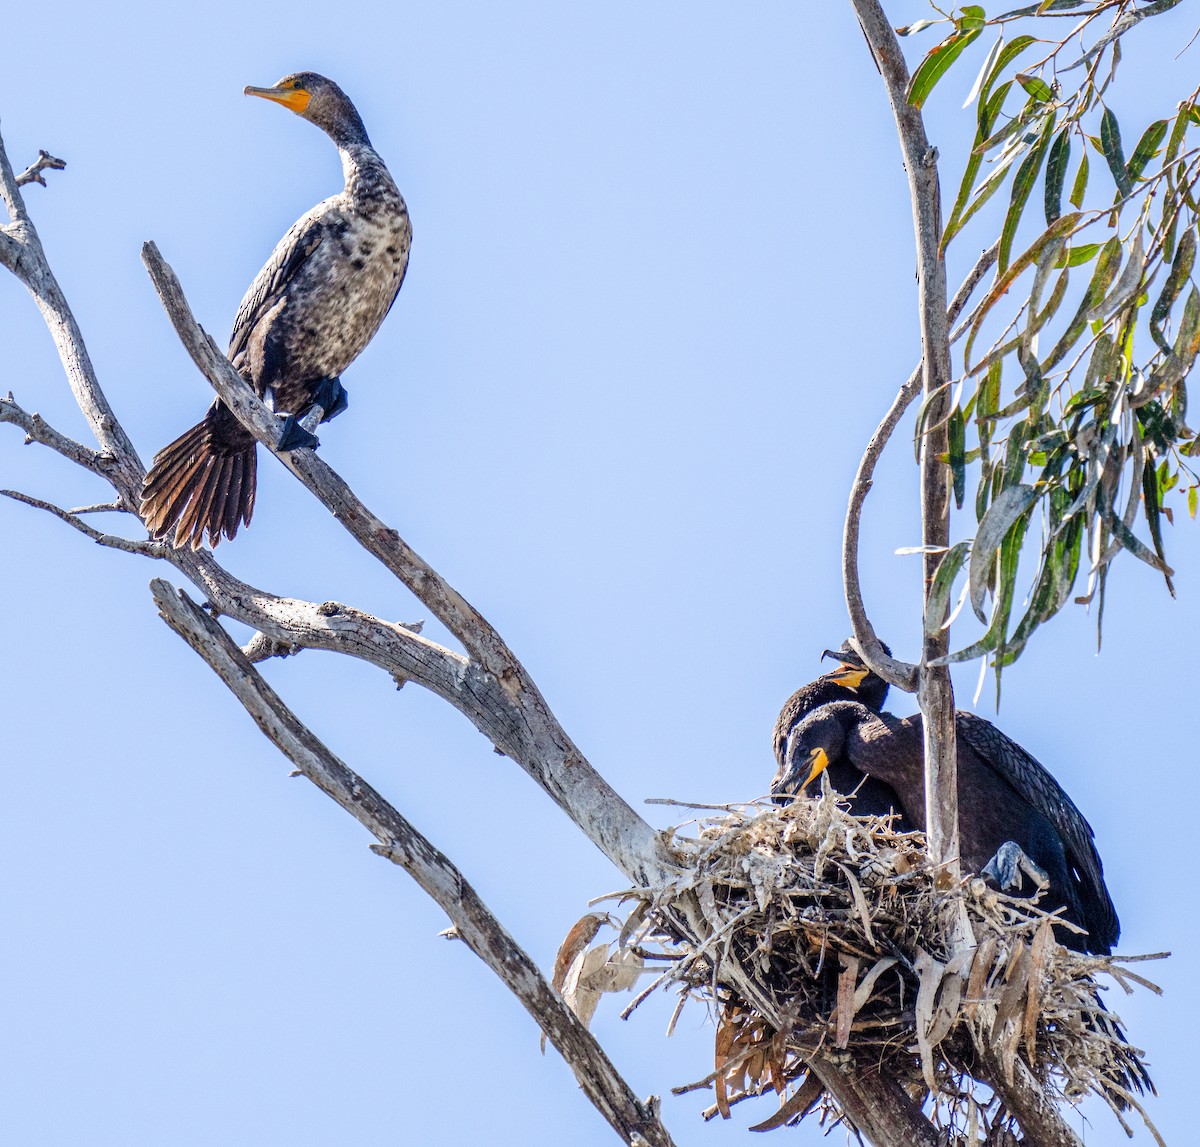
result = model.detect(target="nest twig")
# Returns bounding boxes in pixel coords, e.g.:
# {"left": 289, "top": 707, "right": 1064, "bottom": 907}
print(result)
{"left": 557, "top": 787, "right": 1164, "bottom": 1143}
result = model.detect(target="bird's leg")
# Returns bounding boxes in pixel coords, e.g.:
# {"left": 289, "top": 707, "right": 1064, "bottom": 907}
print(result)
{"left": 982, "top": 840, "right": 1050, "bottom": 894}
{"left": 313, "top": 376, "right": 348, "bottom": 422}
{"left": 275, "top": 414, "right": 320, "bottom": 452}
{"left": 273, "top": 378, "right": 349, "bottom": 452}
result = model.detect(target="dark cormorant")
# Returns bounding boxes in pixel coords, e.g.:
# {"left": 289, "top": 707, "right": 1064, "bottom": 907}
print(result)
{"left": 772, "top": 642, "right": 916, "bottom": 830}
{"left": 772, "top": 697, "right": 1119, "bottom": 955}
{"left": 141, "top": 72, "right": 411, "bottom": 549}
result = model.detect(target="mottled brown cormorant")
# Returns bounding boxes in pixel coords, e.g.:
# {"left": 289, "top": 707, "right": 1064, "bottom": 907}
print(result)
{"left": 772, "top": 696, "right": 1119, "bottom": 955}
{"left": 772, "top": 642, "right": 916, "bottom": 830}
{"left": 141, "top": 72, "right": 411, "bottom": 549}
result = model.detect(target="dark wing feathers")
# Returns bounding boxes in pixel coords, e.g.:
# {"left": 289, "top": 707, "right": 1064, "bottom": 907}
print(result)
{"left": 956, "top": 711, "right": 1118, "bottom": 949}
{"left": 227, "top": 215, "right": 326, "bottom": 364}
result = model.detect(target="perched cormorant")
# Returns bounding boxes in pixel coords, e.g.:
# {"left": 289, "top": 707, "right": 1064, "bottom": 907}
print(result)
{"left": 772, "top": 697, "right": 1119, "bottom": 955}
{"left": 772, "top": 642, "right": 916, "bottom": 830}
{"left": 141, "top": 72, "right": 411, "bottom": 549}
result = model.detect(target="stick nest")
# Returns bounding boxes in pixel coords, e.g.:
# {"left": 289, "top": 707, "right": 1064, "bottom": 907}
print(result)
{"left": 558, "top": 789, "right": 1163, "bottom": 1141}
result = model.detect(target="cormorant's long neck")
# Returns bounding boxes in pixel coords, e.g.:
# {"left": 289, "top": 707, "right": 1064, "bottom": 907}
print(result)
{"left": 774, "top": 679, "right": 858, "bottom": 766}
{"left": 839, "top": 706, "right": 922, "bottom": 793}
{"left": 324, "top": 108, "right": 385, "bottom": 190}
{"left": 339, "top": 141, "right": 385, "bottom": 187}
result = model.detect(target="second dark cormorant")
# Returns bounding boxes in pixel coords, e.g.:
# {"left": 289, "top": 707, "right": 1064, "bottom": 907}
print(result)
{"left": 772, "top": 692, "right": 1119, "bottom": 955}
{"left": 772, "top": 642, "right": 915, "bottom": 830}
{"left": 141, "top": 72, "right": 411, "bottom": 549}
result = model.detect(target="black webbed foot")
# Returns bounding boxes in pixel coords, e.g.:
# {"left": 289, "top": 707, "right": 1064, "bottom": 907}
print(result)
{"left": 982, "top": 840, "right": 1049, "bottom": 893}
{"left": 312, "top": 376, "right": 348, "bottom": 422}
{"left": 276, "top": 414, "right": 320, "bottom": 452}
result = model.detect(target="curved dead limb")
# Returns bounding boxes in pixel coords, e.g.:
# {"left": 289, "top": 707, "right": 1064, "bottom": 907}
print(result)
{"left": 842, "top": 242, "right": 999, "bottom": 692}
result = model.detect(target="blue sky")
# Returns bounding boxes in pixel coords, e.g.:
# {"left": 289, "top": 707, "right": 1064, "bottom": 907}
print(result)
{"left": 1, "top": 3, "right": 1194, "bottom": 1144}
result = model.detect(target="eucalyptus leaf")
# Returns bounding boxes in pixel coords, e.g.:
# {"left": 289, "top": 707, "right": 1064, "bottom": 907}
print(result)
{"left": 964, "top": 212, "right": 1083, "bottom": 369}
{"left": 908, "top": 27, "right": 983, "bottom": 109}
{"left": 1044, "top": 129, "right": 1070, "bottom": 223}
{"left": 963, "top": 35, "right": 1005, "bottom": 109}
{"left": 949, "top": 405, "right": 967, "bottom": 509}
{"left": 1126, "top": 119, "right": 1168, "bottom": 183}
{"left": 1056, "top": 242, "right": 1100, "bottom": 267}
{"left": 1105, "top": 510, "right": 1175, "bottom": 575}
{"left": 1068, "top": 146, "right": 1089, "bottom": 208}
{"left": 977, "top": 35, "right": 1036, "bottom": 130}
{"left": 1150, "top": 227, "right": 1195, "bottom": 354}
{"left": 924, "top": 541, "right": 972, "bottom": 636}
{"left": 968, "top": 484, "right": 1039, "bottom": 623}
{"left": 1015, "top": 72, "right": 1054, "bottom": 103}
{"left": 1041, "top": 236, "right": 1121, "bottom": 371}
{"left": 1100, "top": 108, "right": 1133, "bottom": 196}
{"left": 1086, "top": 230, "right": 1145, "bottom": 320}
{"left": 999, "top": 112, "right": 1056, "bottom": 273}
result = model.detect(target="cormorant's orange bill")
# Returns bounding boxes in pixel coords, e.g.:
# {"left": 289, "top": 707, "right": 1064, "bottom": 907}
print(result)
{"left": 801, "top": 747, "right": 831, "bottom": 790}
{"left": 827, "top": 663, "right": 869, "bottom": 689}
{"left": 244, "top": 83, "right": 311, "bottom": 115}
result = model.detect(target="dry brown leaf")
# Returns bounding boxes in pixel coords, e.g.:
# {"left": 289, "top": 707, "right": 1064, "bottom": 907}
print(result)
{"left": 835, "top": 955, "right": 861, "bottom": 1048}
{"left": 965, "top": 935, "right": 998, "bottom": 1019}
{"left": 552, "top": 912, "right": 606, "bottom": 993}
{"left": 853, "top": 955, "right": 898, "bottom": 1013}
{"left": 1024, "top": 919, "right": 1055, "bottom": 1057}
{"left": 748, "top": 1072, "right": 824, "bottom": 1132}
{"left": 714, "top": 1012, "right": 737, "bottom": 1119}
{"left": 697, "top": 879, "right": 721, "bottom": 933}
{"left": 835, "top": 861, "right": 876, "bottom": 949}
{"left": 928, "top": 950, "right": 973, "bottom": 1046}
{"left": 561, "top": 942, "right": 612, "bottom": 1030}
{"left": 617, "top": 900, "right": 649, "bottom": 949}
{"left": 600, "top": 945, "right": 644, "bottom": 994}
{"left": 992, "top": 941, "right": 1033, "bottom": 1084}
{"left": 914, "top": 947, "right": 947, "bottom": 1091}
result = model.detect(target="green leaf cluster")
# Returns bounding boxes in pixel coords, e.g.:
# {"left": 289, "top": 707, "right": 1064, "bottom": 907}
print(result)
{"left": 903, "top": 2, "right": 1200, "bottom": 673}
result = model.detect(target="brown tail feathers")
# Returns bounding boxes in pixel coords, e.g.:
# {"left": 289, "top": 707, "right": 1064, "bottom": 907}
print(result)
{"left": 141, "top": 402, "right": 257, "bottom": 550}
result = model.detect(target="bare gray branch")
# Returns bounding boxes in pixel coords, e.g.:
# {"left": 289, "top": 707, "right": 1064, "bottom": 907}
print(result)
{"left": 15, "top": 150, "right": 66, "bottom": 188}
{"left": 150, "top": 578, "right": 678, "bottom": 1147}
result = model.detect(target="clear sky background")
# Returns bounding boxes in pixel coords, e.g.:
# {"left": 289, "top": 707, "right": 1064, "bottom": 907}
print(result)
{"left": 0, "top": 3, "right": 1194, "bottom": 1144}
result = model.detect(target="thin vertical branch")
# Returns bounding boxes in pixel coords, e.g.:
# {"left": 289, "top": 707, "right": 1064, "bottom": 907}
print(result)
{"left": 848, "top": 0, "right": 960, "bottom": 883}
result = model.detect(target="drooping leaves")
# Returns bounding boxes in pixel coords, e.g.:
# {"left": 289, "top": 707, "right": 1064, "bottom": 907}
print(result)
{"left": 919, "top": 2, "right": 1200, "bottom": 673}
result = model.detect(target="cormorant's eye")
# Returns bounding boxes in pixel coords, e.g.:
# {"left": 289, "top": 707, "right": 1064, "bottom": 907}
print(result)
{"left": 293, "top": 80, "right": 304, "bottom": 90}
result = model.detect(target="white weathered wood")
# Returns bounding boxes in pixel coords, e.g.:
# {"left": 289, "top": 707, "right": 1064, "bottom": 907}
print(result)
{"left": 0, "top": 127, "right": 144, "bottom": 494}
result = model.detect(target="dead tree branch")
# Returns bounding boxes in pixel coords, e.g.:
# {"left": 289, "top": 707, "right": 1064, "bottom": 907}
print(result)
{"left": 15, "top": 149, "right": 65, "bottom": 187}
{"left": 0, "top": 132, "right": 143, "bottom": 493}
{"left": 150, "top": 578, "right": 677, "bottom": 1147}
{"left": 138, "top": 241, "right": 674, "bottom": 888}
{"left": 0, "top": 393, "right": 113, "bottom": 476}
